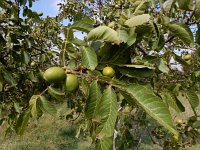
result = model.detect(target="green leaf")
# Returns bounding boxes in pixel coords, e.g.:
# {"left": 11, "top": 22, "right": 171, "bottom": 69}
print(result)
{"left": 29, "top": 95, "right": 40, "bottom": 117}
{"left": 15, "top": 109, "right": 31, "bottom": 135}
{"left": 6, "top": 32, "right": 11, "bottom": 51}
{"left": 14, "top": 102, "right": 22, "bottom": 113}
{"left": 97, "top": 86, "right": 118, "bottom": 139}
{"left": 118, "top": 64, "right": 155, "bottom": 69}
{"left": 120, "top": 84, "right": 178, "bottom": 136}
{"left": 163, "top": 0, "right": 175, "bottom": 12}
{"left": 118, "top": 30, "right": 128, "bottom": 43}
{"left": 71, "top": 20, "right": 94, "bottom": 33}
{"left": 63, "top": 27, "right": 74, "bottom": 41}
{"left": 81, "top": 78, "right": 89, "bottom": 98}
{"left": 173, "top": 54, "right": 189, "bottom": 66}
{"left": 47, "top": 85, "right": 65, "bottom": 101}
{"left": 192, "top": 120, "right": 200, "bottom": 129}
{"left": 185, "top": 91, "right": 199, "bottom": 116}
{"left": 127, "top": 28, "right": 137, "bottom": 47}
{"left": 0, "top": 73, "right": 3, "bottom": 92}
{"left": 158, "top": 58, "right": 169, "bottom": 74}
{"left": 3, "top": 70, "right": 17, "bottom": 86}
{"left": 160, "top": 92, "right": 184, "bottom": 113}
{"left": 39, "top": 96, "right": 57, "bottom": 116}
{"left": 196, "top": 25, "right": 200, "bottom": 45}
{"left": 125, "top": 14, "right": 151, "bottom": 27}
{"left": 96, "top": 137, "right": 113, "bottom": 150}
{"left": 87, "top": 26, "right": 120, "bottom": 45}
{"left": 28, "top": 71, "right": 39, "bottom": 82}
{"left": 21, "top": 50, "right": 30, "bottom": 64}
{"left": 195, "top": 0, "right": 200, "bottom": 20}
{"left": 165, "top": 23, "right": 194, "bottom": 47}
{"left": 85, "top": 80, "right": 102, "bottom": 119}
{"left": 177, "top": 0, "right": 193, "bottom": 11}
{"left": 119, "top": 67, "right": 154, "bottom": 78}
{"left": 81, "top": 46, "right": 98, "bottom": 70}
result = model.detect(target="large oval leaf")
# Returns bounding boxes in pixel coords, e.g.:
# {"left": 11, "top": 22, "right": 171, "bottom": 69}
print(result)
{"left": 125, "top": 14, "right": 150, "bottom": 27}
{"left": 185, "top": 91, "right": 199, "bottom": 116}
{"left": 81, "top": 46, "right": 98, "bottom": 70}
{"left": 119, "top": 84, "right": 178, "bottom": 136}
{"left": 96, "top": 86, "right": 118, "bottom": 139}
{"left": 195, "top": 0, "right": 200, "bottom": 20}
{"left": 96, "top": 137, "right": 113, "bottom": 150}
{"left": 87, "top": 26, "right": 120, "bottom": 45}
{"left": 177, "top": 0, "right": 193, "bottom": 11}
{"left": 85, "top": 80, "right": 102, "bottom": 119}
{"left": 165, "top": 23, "right": 194, "bottom": 47}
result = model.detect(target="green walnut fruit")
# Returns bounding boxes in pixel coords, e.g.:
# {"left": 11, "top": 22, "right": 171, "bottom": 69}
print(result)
{"left": 183, "top": 54, "right": 192, "bottom": 61}
{"left": 65, "top": 74, "right": 79, "bottom": 92}
{"left": 43, "top": 67, "right": 66, "bottom": 83}
{"left": 103, "top": 66, "right": 115, "bottom": 77}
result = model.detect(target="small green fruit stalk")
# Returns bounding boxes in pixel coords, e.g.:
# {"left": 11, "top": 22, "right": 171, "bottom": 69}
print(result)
{"left": 65, "top": 74, "right": 79, "bottom": 92}
{"left": 102, "top": 66, "right": 115, "bottom": 77}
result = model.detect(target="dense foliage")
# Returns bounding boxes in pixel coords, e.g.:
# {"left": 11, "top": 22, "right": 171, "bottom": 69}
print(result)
{"left": 1, "top": 0, "right": 200, "bottom": 149}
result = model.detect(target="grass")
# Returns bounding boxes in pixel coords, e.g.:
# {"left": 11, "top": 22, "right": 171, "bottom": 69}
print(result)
{"left": 0, "top": 104, "right": 92, "bottom": 150}
{"left": 1, "top": 95, "right": 200, "bottom": 150}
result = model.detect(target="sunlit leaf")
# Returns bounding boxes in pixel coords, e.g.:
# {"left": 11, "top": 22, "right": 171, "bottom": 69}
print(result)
{"left": 119, "top": 84, "right": 178, "bottom": 136}
{"left": 87, "top": 26, "right": 120, "bottom": 45}
{"left": 96, "top": 137, "right": 113, "bottom": 150}
{"left": 125, "top": 14, "right": 150, "bottom": 27}
{"left": 85, "top": 80, "right": 102, "bottom": 119}
{"left": 97, "top": 86, "right": 118, "bottom": 139}
{"left": 158, "top": 58, "right": 169, "bottom": 74}
{"left": 81, "top": 46, "right": 98, "bottom": 70}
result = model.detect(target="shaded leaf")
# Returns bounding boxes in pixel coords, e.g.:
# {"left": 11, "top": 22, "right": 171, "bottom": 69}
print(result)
{"left": 185, "top": 91, "right": 199, "bottom": 116}
{"left": 3, "top": 70, "right": 17, "bottom": 85}
{"left": 39, "top": 96, "right": 57, "bottom": 116}
{"left": 165, "top": 23, "right": 194, "bottom": 47}
{"left": 81, "top": 78, "right": 89, "bottom": 98}
{"left": 15, "top": 110, "right": 31, "bottom": 135}
{"left": 71, "top": 19, "right": 94, "bottom": 33}
{"left": 0, "top": 73, "right": 3, "bottom": 92}
{"left": 196, "top": 25, "right": 200, "bottom": 45}
{"left": 119, "top": 67, "right": 154, "bottom": 78}
{"left": 177, "top": 0, "right": 193, "bottom": 11}
{"left": 173, "top": 53, "right": 189, "bottom": 66}
{"left": 160, "top": 92, "right": 185, "bottom": 113}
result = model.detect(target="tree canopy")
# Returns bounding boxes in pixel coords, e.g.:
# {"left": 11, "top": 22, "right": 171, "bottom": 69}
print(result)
{"left": 1, "top": 0, "right": 200, "bottom": 149}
